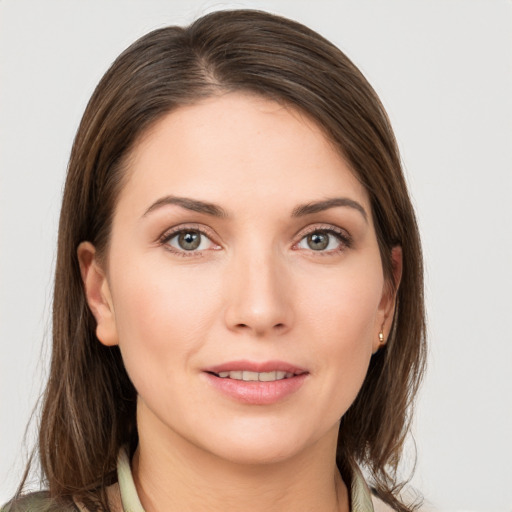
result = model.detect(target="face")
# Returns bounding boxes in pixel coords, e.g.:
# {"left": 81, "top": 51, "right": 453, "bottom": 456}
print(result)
{"left": 79, "top": 93, "right": 399, "bottom": 466}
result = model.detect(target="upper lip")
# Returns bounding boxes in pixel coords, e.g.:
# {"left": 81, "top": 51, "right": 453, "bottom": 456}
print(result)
{"left": 204, "top": 360, "right": 308, "bottom": 375}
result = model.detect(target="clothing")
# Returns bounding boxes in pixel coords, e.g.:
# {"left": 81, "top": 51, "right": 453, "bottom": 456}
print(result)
{"left": 3, "top": 448, "right": 379, "bottom": 511}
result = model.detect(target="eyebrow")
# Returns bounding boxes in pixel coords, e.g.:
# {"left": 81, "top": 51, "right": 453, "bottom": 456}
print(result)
{"left": 143, "top": 195, "right": 228, "bottom": 218}
{"left": 291, "top": 197, "right": 368, "bottom": 222}
{"left": 143, "top": 195, "right": 368, "bottom": 222}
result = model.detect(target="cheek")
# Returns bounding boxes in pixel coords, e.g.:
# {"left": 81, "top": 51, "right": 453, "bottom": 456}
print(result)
{"left": 108, "top": 255, "right": 222, "bottom": 386}
{"left": 297, "top": 259, "right": 383, "bottom": 406}
{"left": 300, "top": 259, "right": 384, "bottom": 344}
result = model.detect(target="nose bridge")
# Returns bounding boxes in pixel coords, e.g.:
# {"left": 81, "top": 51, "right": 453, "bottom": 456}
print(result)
{"left": 224, "top": 237, "right": 293, "bottom": 336}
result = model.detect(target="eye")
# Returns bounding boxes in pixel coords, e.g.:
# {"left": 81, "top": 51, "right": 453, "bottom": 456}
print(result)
{"left": 296, "top": 228, "right": 350, "bottom": 253}
{"left": 162, "top": 228, "right": 218, "bottom": 254}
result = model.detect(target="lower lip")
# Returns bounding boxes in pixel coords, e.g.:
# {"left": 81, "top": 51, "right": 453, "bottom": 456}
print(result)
{"left": 204, "top": 373, "right": 308, "bottom": 405}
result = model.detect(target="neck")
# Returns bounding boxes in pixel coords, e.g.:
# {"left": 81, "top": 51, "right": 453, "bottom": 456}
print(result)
{"left": 132, "top": 407, "right": 349, "bottom": 512}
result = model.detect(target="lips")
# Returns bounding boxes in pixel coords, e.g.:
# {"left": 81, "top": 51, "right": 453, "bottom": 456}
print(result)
{"left": 216, "top": 370, "right": 295, "bottom": 381}
{"left": 205, "top": 360, "right": 307, "bottom": 375}
{"left": 203, "top": 360, "right": 308, "bottom": 405}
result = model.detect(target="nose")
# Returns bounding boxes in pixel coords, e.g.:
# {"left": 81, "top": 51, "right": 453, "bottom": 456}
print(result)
{"left": 224, "top": 248, "right": 294, "bottom": 337}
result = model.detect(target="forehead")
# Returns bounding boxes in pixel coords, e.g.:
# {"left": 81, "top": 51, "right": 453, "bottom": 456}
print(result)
{"left": 117, "top": 92, "right": 370, "bottom": 216}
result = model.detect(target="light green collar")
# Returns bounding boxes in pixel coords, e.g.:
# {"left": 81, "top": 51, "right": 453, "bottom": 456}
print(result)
{"left": 350, "top": 464, "right": 375, "bottom": 512}
{"left": 117, "top": 447, "right": 374, "bottom": 512}
{"left": 117, "top": 448, "right": 145, "bottom": 512}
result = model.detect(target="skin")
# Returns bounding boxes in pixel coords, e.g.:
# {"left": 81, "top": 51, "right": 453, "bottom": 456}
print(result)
{"left": 78, "top": 92, "right": 401, "bottom": 512}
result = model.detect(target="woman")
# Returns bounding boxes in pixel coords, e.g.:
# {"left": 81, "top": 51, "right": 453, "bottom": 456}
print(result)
{"left": 4, "top": 9, "right": 426, "bottom": 512}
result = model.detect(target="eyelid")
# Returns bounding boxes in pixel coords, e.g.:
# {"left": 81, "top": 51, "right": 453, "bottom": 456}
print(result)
{"left": 295, "top": 223, "right": 351, "bottom": 240}
{"left": 292, "top": 223, "right": 353, "bottom": 252}
{"left": 158, "top": 223, "right": 221, "bottom": 255}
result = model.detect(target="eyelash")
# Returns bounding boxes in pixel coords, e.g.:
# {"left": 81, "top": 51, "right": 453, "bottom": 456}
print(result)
{"left": 158, "top": 224, "right": 352, "bottom": 257}
{"left": 159, "top": 224, "right": 219, "bottom": 257}
{"left": 293, "top": 225, "right": 352, "bottom": 255}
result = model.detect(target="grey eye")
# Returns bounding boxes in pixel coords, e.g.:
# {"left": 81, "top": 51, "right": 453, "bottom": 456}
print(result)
{"left": 177, "top": 231, "right": 202, "bottom": 250}
{"left": 297, "top": 229, "right": 346, "bottom": 252}
{"left": 164, "top": 228, "right": 218, "bottom": 254}
{"left": 307, "top": 232, "right": 329, "bottom": 251}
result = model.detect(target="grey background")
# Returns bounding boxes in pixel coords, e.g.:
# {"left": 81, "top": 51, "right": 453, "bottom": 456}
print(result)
{"left": 1, "top": 1, "right": 511, "bottom": 510}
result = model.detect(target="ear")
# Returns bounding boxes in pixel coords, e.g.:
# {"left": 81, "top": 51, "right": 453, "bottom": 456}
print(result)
{"left": 77, "top": 241, "right": 119, "bottom": 347}
{"left": 373, "top": 246, "right": 403, "bottom": 354}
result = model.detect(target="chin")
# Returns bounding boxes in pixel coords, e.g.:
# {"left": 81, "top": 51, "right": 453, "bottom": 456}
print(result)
{"left": 210, "top": 438, "right": 305, "bottom": 466}
{"left": 196, "top": 419, "right": 335, "bottom": 467}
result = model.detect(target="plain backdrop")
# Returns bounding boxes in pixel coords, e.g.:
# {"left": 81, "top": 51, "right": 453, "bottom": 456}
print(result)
{"left": 1, "top": 1, "right": 511, "bottom": 511}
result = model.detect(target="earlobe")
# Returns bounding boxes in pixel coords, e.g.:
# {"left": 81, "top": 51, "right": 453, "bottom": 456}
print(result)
{"left": 373, "top": 246, "right": 403, "bottom": 354}
{"left": 77, "top": 242, "right": 119, "bottom": 347}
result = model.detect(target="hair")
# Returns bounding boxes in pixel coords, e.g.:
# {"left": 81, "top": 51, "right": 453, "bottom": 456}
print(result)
{"left": 15, "top": 9, "right": 426, "bottom": 512}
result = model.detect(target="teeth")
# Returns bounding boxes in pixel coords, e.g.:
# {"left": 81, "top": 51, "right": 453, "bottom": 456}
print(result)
{"left": 243, "top": 371, "right": 259, "bottom": 381}
{"left": 216, "top": 370, "right": 295, "bottom": 381}
{"left": 259, "top": 371, "right": 277, "bottom": 382}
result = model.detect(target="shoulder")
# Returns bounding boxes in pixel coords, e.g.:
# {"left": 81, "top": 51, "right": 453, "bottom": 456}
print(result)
{"left": 1, "top": 492, "right": 80, "bottom": 512}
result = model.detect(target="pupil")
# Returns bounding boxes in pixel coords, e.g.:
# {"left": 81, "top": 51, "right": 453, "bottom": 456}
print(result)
{"left": 178, "top": 231, "right": 201, "bottom": 250}
{"left": 308, "top": 232, "right": 328, "bottom": 250}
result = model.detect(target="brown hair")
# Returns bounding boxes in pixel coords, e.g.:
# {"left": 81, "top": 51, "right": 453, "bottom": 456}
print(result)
{"left": 21, "top": 9, "right": 426, "bottom": 512}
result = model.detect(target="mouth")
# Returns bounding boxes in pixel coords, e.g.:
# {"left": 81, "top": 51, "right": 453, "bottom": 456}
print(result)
{"left": 204, "top": 360, "right": 308, "bottom": 380}
{"left": 210, "top": 370, "right": 300, "bottom": 382}
{"left": 203, "top": 361, "right": 308, "bottom": 405}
